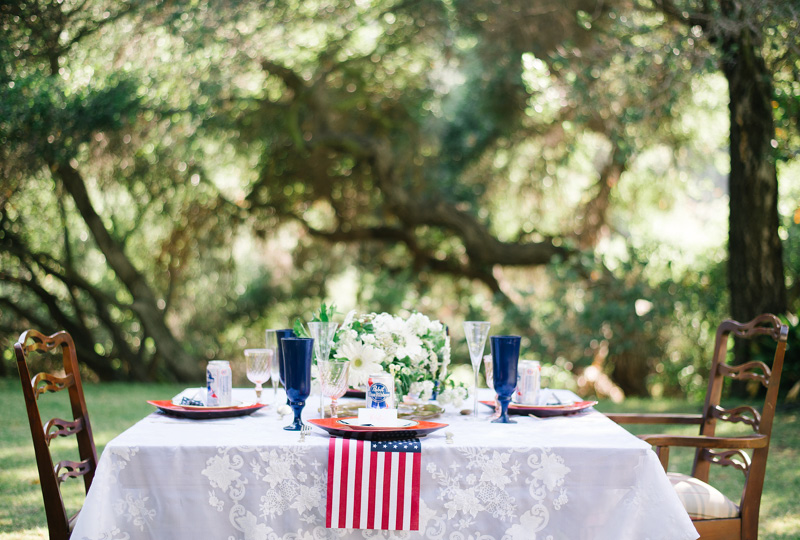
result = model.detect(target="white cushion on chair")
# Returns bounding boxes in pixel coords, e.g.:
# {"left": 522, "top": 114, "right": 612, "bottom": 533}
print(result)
{"left": 667, "top": 472, "right": 739, "bottom": 520}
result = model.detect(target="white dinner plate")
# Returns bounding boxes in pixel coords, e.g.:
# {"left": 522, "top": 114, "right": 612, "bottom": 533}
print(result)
{"left": 338, "top": 418, "right": 418, "bottom": 428}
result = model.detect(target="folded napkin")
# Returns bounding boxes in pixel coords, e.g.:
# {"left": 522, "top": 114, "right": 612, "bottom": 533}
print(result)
{"left": 326, "top": 437, "right": 421, "bottom": 531}
{"left": 538, "top": 388, "right": 563, "bottom": 405}
{"left": 172, "top": 388, "right": 206, "bottom": 406}
{"left": 514, "top": 388, "right": 572, "bottom": 406}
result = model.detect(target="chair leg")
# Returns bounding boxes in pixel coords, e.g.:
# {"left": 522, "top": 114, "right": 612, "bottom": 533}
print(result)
{"left": 655, "top": 445, "right": 670, "bottom": 472}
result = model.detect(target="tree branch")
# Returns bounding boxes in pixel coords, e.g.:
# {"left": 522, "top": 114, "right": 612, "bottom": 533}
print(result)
{"left": 252, "top": 58, "right": 570, "bottom": 299}
{"left": 574, "top": 143, "right": 628, "bottom": 249}
{"left": 650, "top": 0, "right": 713, "bottom": 30}
{"left": 0, "top": 272, "right": 119, "bottom": 379}
{"left": 50, "top": 159, "right": 198, "bottom": 380}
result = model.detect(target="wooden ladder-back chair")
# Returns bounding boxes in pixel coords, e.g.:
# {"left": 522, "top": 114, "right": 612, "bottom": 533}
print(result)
{"left": 14, "top": 329, "right": 99, "bottom": 540}
{"left": 606, "top": 313, "right": 788, "bottom": 540}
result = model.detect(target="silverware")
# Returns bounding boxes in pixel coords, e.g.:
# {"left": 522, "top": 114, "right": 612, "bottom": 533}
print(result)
{"left": 299, "top": 423, "right": 311, "bottom": 443}
{"left": 445, "top": 431, "right": 454, "bottom": 444}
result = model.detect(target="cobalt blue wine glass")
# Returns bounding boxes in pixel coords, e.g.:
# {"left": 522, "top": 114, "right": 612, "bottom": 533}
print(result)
{"left": 281, "top": 337, "right": 314, "bottom": 431}
{"left": 266, "top": 329, "right": 294, "bottom": 404}
{"left": 490, "top": 335, "right": 521, "bottom": 424}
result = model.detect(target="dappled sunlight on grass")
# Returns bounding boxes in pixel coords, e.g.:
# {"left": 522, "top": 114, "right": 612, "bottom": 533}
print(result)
{"left": 0, "top": 462, "right": 40, "bottom": 485}
{"left": 763, "top": 515, "right": 800, "bottom": 538}
{"left": 0, "top": 528, "right": 47, "bottom": 540}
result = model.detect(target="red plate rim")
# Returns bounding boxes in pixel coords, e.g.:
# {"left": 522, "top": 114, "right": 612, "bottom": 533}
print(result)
{"left": 147, "top": 399, "right": 266, "bottom": 412}
{"left": 309, "top": 416, "right": 447, "bottom": 432}
{"left": 479, "top": 400, "right": 598, "bottom": 410}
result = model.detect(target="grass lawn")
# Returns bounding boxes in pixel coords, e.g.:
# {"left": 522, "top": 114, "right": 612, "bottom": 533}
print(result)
{"left": 1, "top": 377, "right": 798, "bottom": 539}
{"left": 0, "top": 378, "right": 185, "bottom": 540}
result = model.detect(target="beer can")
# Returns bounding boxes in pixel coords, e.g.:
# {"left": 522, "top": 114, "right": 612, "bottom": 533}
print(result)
{"left": 513, "top": 360, "right": 541, "bottom": 405}
{"left": 366, "top": 372, "right": 394, "bottom": 409}
{"left": 207, "top": 360, "right": 232, "bottom": 407}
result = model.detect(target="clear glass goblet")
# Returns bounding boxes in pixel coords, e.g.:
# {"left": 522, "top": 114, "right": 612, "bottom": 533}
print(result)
{"left": 463, "top": 321, "right": 491, "bottom": 418}
{"left": 319, "top": 360, "right": 350, "bottom": 418}
{"left": 483, "top": 354, "right": 499, "bottom": 419}
{"left": 308, "top": 321, "right": 339, "bottom": 415}
{"left": 266, "top": 332, "right": 280, "bottom": 403}
{"left": 244, "top": 348, "right": 272, "bottom": 403}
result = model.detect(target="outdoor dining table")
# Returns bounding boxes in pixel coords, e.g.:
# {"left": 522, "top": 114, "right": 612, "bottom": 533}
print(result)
{"left": 71, "top": 388, "right": 699, "bottom": 540}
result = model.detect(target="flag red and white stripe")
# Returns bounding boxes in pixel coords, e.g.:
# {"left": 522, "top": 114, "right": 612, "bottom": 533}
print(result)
{"left": 326, "top": 437, "right": 421, "bottom": 531}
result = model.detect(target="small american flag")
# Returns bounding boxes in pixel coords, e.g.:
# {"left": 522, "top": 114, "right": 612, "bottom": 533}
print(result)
{"left": 326, "top": 437, "right": 421, "bottom": 531}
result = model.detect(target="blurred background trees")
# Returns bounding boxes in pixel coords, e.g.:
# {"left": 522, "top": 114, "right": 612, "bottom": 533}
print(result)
{"left": 1, "top": 0, "right": 798, "bottom": 398}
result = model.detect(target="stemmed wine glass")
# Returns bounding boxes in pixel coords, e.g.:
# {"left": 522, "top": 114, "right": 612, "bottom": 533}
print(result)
{"left": 281, "top": 337, "right": 314, "bottom": 431}
{"left": 490, "top": 335, "right": 521, "bottom": 423}
{"left": 244, "top": 348, "right": 272, "bottom": 403}
{"left": 267, "top": 329, "right": 294, "bottom": 405}
{"left": 464, "top": 321, "right": 491, "bottom": 418}
{"left": 265, "top": 332, "right": 281, "bottom": 403}
{"left": 483, "top": 353, "right": 499, "bottom": 419}
{"left": 308, "top": 321, "right": 339, "bottom": 416}
{"left": 319, "top": 360, "right": 350, "bottom": 418}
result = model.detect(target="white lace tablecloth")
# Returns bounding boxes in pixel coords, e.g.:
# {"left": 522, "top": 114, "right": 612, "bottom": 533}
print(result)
{"left": 72, "top": 388, "right": 699, "bottom": 540}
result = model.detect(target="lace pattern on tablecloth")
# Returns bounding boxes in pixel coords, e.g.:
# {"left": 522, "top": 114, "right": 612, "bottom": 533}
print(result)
{"left": 194, "top": 444, "right": 571, "bottom": 540}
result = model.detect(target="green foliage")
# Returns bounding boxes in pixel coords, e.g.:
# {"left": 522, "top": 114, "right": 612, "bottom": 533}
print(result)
{"left": 0, "top": 0, "right": 797, "bottom": 392}
{"left": 0, "top": 75, "right": 140, "bottom": 172}
{"left": 313, "top": 303, "right": 337, "bottom": 323}
{"left": 292, "top": 318, "right": 310, "bottom": 339}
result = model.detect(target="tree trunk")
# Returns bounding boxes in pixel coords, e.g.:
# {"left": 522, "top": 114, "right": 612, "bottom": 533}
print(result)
{"left": 52, "top": 161, "right": 201, "bottom": 381}
{"left": 722, "top": 31, "right": 787, "bottom": 327}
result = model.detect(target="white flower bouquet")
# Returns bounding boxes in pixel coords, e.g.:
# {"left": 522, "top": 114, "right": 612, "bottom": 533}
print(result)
{"left": 324, "top": 309, "right": 466, "bottom": 407}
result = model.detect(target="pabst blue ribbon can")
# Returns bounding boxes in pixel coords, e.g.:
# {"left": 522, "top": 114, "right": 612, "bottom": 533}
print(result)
{"left": 366, "top": 372, "right": 394, "bottom": 409}
{"left": 206, "top": 360, "right": 232, "bottom": 407}
{"left": 513, "top": 360, "right": 541, "bottom": 405}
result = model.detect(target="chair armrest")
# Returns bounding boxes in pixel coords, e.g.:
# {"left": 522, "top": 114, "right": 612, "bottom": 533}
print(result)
{"left": 639, "top": 433, "right": 768, "bottom": 449}
{"left": 604, "top": 412, "right": 703, "bottom": 425}
{"left": 639, "top": 433, "right": 768, "bottom": 472}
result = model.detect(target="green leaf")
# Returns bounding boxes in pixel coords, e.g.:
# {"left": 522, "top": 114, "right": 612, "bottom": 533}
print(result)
{"left": 311, "top": 302, "right": 337, "bottom": 323}
{"left": 293, "top": 318, "right": 310, "bottom": 338}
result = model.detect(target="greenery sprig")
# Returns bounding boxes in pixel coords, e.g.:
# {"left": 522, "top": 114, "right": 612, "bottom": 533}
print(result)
{"left": 292, "top": 302, "right": 337, "bottom": 338}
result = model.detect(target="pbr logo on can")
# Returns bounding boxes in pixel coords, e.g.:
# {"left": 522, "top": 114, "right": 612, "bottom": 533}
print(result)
{"left": 367, "top": 382, "right": 390, "bottom": 408}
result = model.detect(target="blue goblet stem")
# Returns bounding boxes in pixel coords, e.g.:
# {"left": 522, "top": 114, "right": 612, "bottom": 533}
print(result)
{"left": 281, "top": 337, "right": 314, "bottom": 431}
{"left": 490, "top": 335, "right": 521, "bottom": 424}
{"left": 286, "top": 399, "right": 306, "bottom": 431}
{"left": 496, "top": 394, "right": 513, "bottom": 423}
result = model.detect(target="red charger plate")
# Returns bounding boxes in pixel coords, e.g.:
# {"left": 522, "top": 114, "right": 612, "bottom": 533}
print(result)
{"left": 343, "top": 388, "right": 366, "bottom": 398}
{"left": 147, "top": 400, "right": 266, "bottom": 420}
{"left": 479, "top": 400, "right": 597, "bottom": 417}
{"left": 309, "top": 417, "right": 448, "bottom": 440}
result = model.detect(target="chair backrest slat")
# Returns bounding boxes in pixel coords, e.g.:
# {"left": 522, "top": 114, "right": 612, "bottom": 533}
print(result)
{"left": 703, "top": 448, "right": 751, "bottom": 475}
{"left": 44, "top": 417, "right": 86, "bottom": 445}
{"left": 54, "top": 459, "right": 96, "bottom": 485}
{"left": 710, "top": 404, "right": 761, "bottom": 432}
{"left": 15, "top": 329, "right": 98, "bottom": 540}
{"left": 32, "top": 372, "right": 75, "bottom": 399}
{"left": 717, "top": 360, "right": 771, "bottom": 388}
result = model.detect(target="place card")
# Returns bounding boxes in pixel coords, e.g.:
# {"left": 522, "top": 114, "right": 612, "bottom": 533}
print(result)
{"left": 357, "top": 407, "right": 398, "bottom": 426}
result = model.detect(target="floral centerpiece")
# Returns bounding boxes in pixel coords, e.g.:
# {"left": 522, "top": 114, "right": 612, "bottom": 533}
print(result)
{"left": 296, "top": 305, "right": 467, "bottom": 407}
